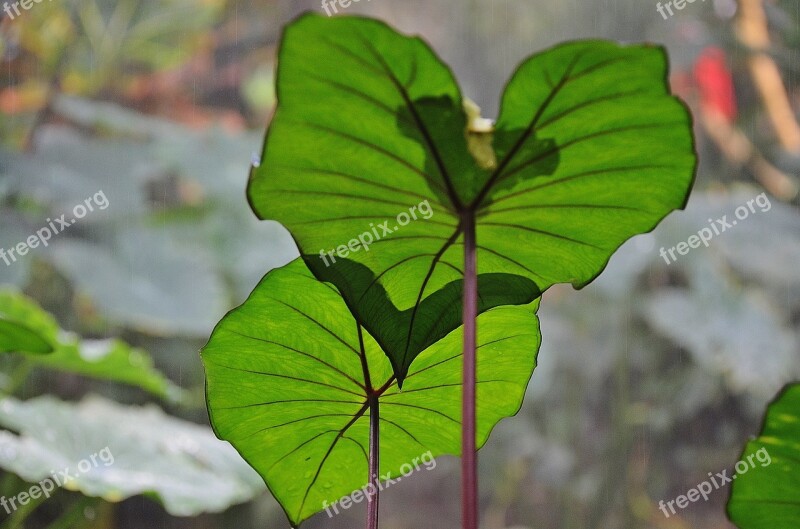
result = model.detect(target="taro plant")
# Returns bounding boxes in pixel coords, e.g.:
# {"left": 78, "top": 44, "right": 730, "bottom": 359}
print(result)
{"left": 202, "top": 260, "right": 540, "bottom": 526}
{"left": 203, "top": 13, "right": 696, "bottom": 529}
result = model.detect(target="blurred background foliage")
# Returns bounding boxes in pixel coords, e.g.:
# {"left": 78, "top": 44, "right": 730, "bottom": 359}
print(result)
{"left": 1, "top": 0, "right": 799, "bottom": 528}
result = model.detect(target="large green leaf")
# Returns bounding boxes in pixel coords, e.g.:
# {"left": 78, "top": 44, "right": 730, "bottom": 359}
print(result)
{"left": 0, "top": 395, "right": 265, "bottom": 516}
{"left": 201, "top": 259, "right": 540, "bottom": 526}
{"left": 248, "top": 14, "right": 696, "bottom": 381}
{"left": 0, "top": 289, "right": 179, "bottom": 399}
{"left": 0, "top": 319, "right": 53, "bottom": 355}
{"left": 727, "top": 382, "right": 800, "bottom": 528}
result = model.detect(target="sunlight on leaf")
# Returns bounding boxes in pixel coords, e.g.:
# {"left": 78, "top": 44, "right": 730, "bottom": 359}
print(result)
{"left": 201, "top": 259, "right": 540, "bottom": 526}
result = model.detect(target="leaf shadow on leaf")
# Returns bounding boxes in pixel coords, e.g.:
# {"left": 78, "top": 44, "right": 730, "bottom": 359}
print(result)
{"left": 395, "top": 95, "right": 561, "bottom": 209}
{"left": 201, "top": 259, "right": 542, "bottom": 526}
{"left": 483, "top": 127, "right": 561, "bottom": 207}
{"left": 303, "top": 255, "right": 541, "bottom": 384}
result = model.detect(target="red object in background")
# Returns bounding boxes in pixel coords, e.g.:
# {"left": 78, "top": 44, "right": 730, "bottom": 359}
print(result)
{"left": 693, "top": 46, "right": 738, "bottom": 123}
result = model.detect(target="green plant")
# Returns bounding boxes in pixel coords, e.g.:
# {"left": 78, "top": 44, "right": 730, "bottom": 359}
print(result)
{"left": 206, "top": 13, "right": 696, "bottom": 529}
{"left": 727, "top": 382, "right": 800, "bottom": 528}
{"left": 0, "top": 320, "right": 52, "bottom": 356}
{"left": 0, "top": 289, "right": 178, "bottom": 399}
{"left": 12, "top": 0, "right": 224, "bottom": 95}
{"left": 202, "top": 259, "right": 540, "bottom": 525}
{"left": 1, "top": 0, "right": 225, "bottom": 148}
{"left": 0, "top": 290, "right": 264, "bottom": 526}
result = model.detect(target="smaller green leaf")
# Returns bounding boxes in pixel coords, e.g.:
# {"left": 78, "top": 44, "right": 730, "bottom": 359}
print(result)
{"left": 37, "top": 338, "right": 182, "bottom": 401}
{"left": 0, "top": 289, "right": 178, "bottom": 400}
{"left": 0, "top": 319, "right": 53, "bottom": 355}
{"left": 728, "top": 382, "right": 800, "bottom": 528}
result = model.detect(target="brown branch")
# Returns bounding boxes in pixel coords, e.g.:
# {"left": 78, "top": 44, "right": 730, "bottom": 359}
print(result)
{"left": 701, "top": 111, "right": 799, "bottom": 200}
{"left": 736, "top": 0, "right": 800, "bottom": 153}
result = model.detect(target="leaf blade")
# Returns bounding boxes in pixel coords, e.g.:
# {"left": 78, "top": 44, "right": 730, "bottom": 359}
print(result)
{"left": 727, "top": 383, "right": 800, "bottom": 528}
{"left": 248, "top": 17, "right": 695, "bottom": 383}
{"left": 201, "top": 259, "right": 540, "bottom": 526}
{"left": 0, "top": 289, "right": 177, "bottom": 399}
{"left": 0, "top": 319, "right": 53, "bottom": 355}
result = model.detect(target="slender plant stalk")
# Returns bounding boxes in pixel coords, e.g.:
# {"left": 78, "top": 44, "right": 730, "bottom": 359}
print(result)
{"left": 366, "top": 394, "right": 380, "bottom": 529}
{"left": 358, "top": 323, "right": 380, "bottom": 529}
{"left": 461, "top": 212, "right": 478, "bottom": 529}
{"left": 359, "top": 323, "right": 380, "bottom": 529}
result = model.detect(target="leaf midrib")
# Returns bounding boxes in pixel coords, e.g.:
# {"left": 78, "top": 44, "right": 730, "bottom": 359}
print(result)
{"left": 354, "top": 30, "right": 464, "bottom": 211}
{"left": 469, "top": 49, "right": 588, "bottom": 211}
{"left": 294, "top": 321, "right": 392, "bottom": 519}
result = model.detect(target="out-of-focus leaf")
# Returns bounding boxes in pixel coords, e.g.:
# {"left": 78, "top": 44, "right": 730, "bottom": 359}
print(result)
{"left": 0, "top": 211, "right": 35, "bottom": 288}
{"left": 14, "top": 0, "right": 223, "bottom": 96}
{"left": 644, "top": 260, "right": 799, "bottom": 397}
{"left": 0, "top": 395, "right": 265, "bottom": 516}
{"left": 47, "top": 231, "right": 228, "bottom": 337}
{"left": 2, "top": 108, "right": 298, "bottom": 303}
{"left": 0, "top": 319, "right": 53, "bottom": 355}
{"left": 0, "top": 289, "right": 178, "bottom": 399}
{"left": 727, "top": 382, "right": 800, "bottom": 528}
{"left": 642, "top": 189, "right": 800, "bottom": 290}
{"left": 713, "top": 193, "right": 800, "bottom": 292}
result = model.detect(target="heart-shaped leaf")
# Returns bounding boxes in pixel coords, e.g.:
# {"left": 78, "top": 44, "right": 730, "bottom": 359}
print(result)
{"left": 248, "top": 14, "right": 696, "bottom": 382}
{"left": 201, "top": 259, "right": 540, "bottom": 526}
{"left": 727, "top": 382, "right": 800, "bottom": 528}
